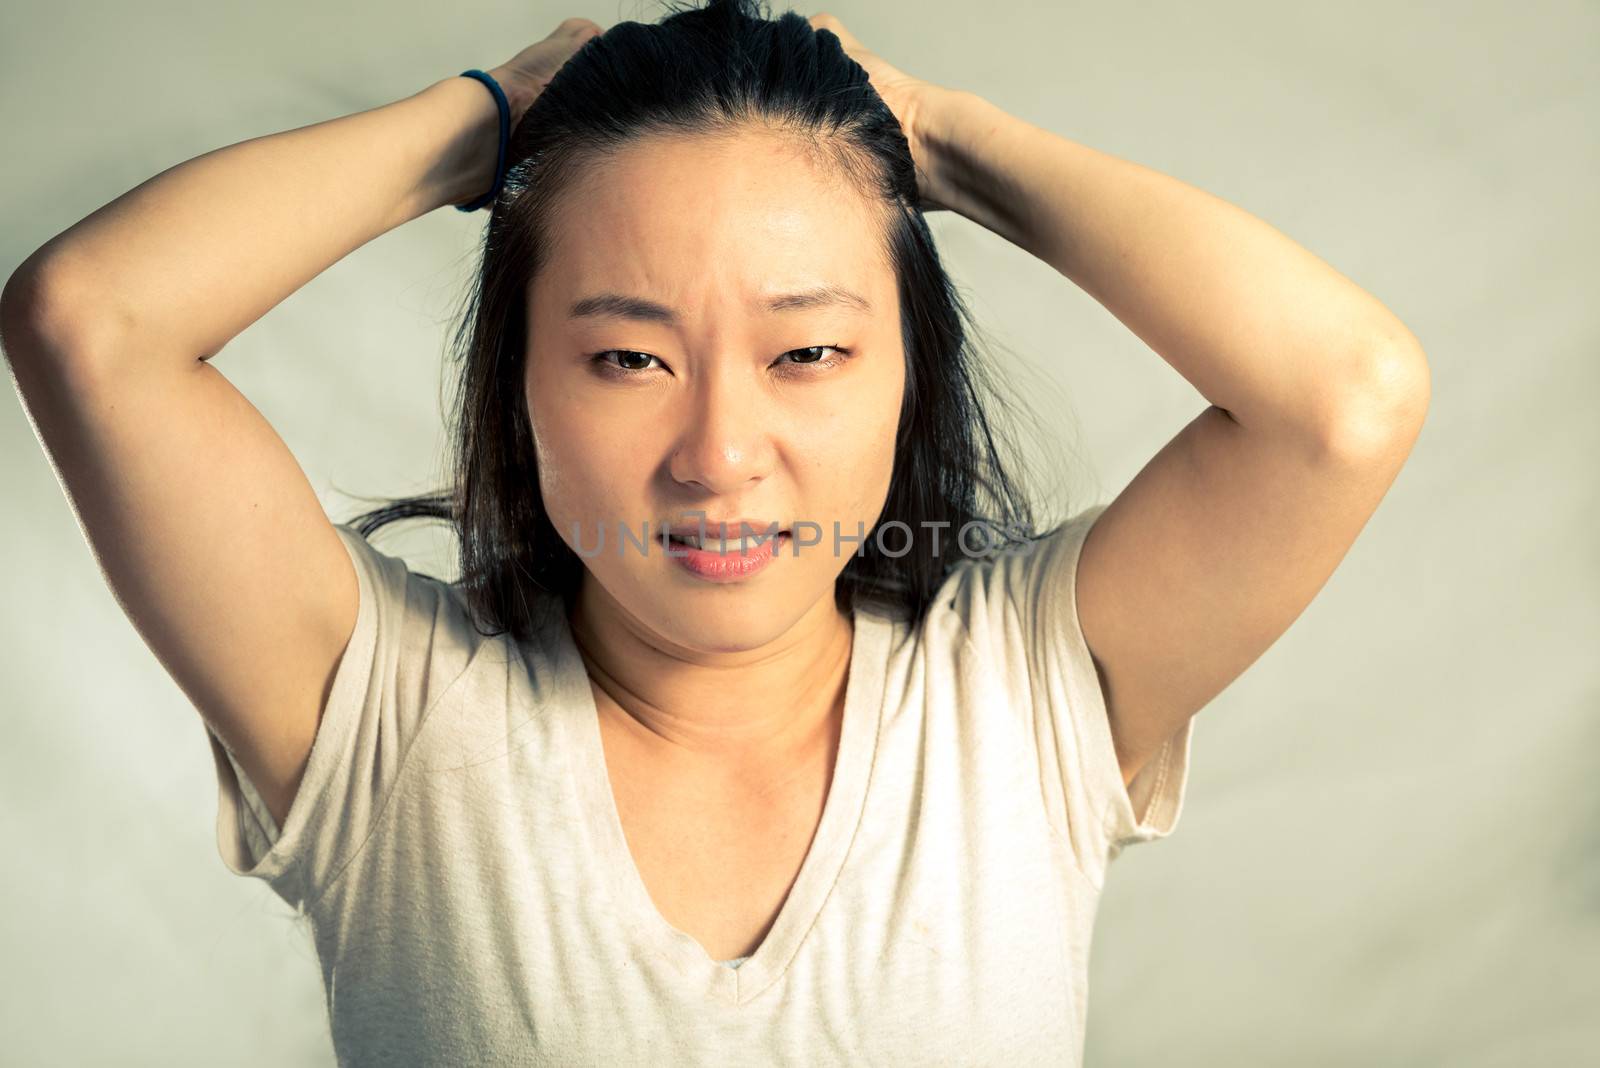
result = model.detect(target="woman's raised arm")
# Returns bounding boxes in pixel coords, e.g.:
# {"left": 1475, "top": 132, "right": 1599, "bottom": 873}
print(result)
{"left": 0, "top": 21, "right": 595, "bottom": 830}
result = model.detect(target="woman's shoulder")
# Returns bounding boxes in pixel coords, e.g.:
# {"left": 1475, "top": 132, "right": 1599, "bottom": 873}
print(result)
{"left": 329, "top": 524, "right": 567, "bottom": 689}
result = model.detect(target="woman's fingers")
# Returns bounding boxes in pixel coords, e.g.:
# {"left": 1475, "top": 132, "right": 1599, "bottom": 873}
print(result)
{"left": 807, "top": 11, "right": 951, "bottom": 209}
{"left": 808, "top": 11, "right": 860, "bottom": 48}
{"left": 554, "top": 17, "right": 604, "bottom": 40}
{"left": 490, "top": 17, "right": 604, "bottom": 118}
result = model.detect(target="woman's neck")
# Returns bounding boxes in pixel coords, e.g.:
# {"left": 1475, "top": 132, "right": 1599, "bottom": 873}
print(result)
{"left": 568, "top": 581, "right": 854, "bottom": 777}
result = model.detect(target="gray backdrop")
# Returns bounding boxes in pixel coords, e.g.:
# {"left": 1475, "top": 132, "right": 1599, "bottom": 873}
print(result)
{"left": 3, "top": 1, "right": 1595, "bottom": 1064}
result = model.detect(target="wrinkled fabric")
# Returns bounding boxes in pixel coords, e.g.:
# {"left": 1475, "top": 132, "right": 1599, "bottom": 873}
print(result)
{"left": 204, "top": 503, "right": 1192, "bottom": 1065}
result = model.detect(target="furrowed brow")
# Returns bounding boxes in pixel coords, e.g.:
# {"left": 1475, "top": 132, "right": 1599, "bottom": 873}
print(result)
{"left": 567, "top": 285, "right": 871, "bottom": 325}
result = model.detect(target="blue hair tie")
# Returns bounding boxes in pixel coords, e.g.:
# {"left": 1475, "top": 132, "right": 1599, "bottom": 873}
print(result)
{"left": 456, "top": 69, "right": 511, "bottom": 213}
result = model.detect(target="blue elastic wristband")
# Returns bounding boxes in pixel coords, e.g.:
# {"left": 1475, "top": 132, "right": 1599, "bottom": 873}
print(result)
{"left": 456, "top": 69, "right": 511, "bottom": 213}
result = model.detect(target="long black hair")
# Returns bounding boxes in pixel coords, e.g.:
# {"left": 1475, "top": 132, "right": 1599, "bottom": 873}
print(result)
{"left": 343, "top": 0, "right": 1068, "bottom": 643}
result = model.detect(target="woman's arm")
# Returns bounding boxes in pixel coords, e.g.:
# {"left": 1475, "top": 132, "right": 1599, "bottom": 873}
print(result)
{"left": 917, "top": 87, "right": 1428, "bottom": 451}
{"left": 0, "top": 25, "right": 588, "bottom": 832}
{"left": 913, "top": 86, "right": 1431, "bottom": 790}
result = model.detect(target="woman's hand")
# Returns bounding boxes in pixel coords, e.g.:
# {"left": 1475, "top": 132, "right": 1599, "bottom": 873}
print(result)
{"left": 487, "top": 17, "right": 605, "bottom": 126}
{"left": 808, "top": 12, "right": 955, "bottom": 212}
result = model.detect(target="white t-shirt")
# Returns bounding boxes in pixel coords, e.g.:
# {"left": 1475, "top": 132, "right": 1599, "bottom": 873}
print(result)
{"left": 204, "top": 502, "right": 1193, "bottom": 1065}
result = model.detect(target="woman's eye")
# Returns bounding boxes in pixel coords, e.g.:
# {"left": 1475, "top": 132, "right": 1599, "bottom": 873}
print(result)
{"left": 780, "top": 345, "right": 845, "bottom": 367}
{"left": 592, "top": 350, "right": 665, "bottom": 375}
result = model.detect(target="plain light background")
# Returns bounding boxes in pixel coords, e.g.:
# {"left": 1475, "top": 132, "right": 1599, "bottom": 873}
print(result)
{"left": 3, "top": 0, "right": 1595, "bottom": 1064}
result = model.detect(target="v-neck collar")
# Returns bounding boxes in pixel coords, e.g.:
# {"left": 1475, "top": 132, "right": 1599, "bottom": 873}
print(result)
{"left": 550, "top": 598, "right": 891, "bottom": 1005}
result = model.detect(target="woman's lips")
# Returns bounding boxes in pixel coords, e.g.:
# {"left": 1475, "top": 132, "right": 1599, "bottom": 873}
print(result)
{"left": 666, "top": 530, "right": 790, "bottom": 582}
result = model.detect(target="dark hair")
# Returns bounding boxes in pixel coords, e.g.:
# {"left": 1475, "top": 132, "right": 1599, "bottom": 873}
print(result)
{"left": 343, "top": 0, "right": 1068, "bottom": 643}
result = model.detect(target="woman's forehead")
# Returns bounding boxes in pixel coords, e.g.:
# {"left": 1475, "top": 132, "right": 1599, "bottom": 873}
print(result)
{"left": 531, "top": 130, "right": 896, "bottom": 319}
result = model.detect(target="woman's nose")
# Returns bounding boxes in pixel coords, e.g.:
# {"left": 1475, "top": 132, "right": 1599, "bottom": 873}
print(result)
{"left": 666, "top": 373, "right": 776, "bottom": 494}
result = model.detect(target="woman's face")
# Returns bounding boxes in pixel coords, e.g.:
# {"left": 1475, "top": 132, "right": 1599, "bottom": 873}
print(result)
{"left": 525, "top": 126, "right": 906, "bottom": 652}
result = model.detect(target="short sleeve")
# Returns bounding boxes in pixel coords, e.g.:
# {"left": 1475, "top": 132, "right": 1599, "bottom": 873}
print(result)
{"left": 971, "top": 502, "right": 1194, "bottom": 885}
{"left": 201, "top": 523, "right": 481, "bottom": 911}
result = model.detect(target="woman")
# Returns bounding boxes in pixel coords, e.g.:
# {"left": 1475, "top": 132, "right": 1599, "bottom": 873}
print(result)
{"left": 2, "top": 0, "right": 1429, "bottom": 1063}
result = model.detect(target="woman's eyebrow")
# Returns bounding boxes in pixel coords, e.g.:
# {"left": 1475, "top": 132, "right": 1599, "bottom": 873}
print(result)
{"left": 567, "top": 285, "right": 872, "bottom": 324}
